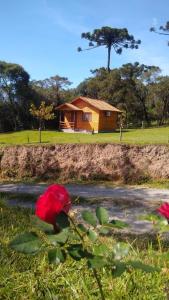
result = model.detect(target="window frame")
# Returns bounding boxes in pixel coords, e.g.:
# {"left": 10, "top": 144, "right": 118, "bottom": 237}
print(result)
{"left": 82, "top": 112, "right": 92, "bottom": 122}
{"left": 105, "top": 111, "right": 111, "bottom": 117}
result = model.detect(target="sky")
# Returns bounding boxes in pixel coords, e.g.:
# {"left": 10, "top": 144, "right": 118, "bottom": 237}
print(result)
{"left": 0, "top": 0, "right": 169, "bottom": 87}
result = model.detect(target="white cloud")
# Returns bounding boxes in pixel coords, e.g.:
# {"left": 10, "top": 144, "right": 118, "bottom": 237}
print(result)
{"left": 123, "top": 47, "right": 169, "bottom": 75}
{"left": 41, "top": 0, "right": 88, "bottom": 35}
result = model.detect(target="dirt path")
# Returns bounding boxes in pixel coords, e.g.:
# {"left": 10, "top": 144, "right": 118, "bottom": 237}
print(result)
{"left": 0, "top": 183, "right": 169, "bottom": 202}
{"left": 1, "top": 183, "right": 169, "bottom": 235}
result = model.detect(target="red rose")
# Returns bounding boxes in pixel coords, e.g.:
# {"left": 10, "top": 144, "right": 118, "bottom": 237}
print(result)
{"left": 35, "top": 184, "right": 71, "bottom": 225}
{"left": 158, "top": 202, "right": 169, "bottom": 220}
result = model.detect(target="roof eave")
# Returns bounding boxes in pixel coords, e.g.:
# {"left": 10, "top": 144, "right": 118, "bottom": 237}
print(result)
{"left": 56, "top": 103, "right": 82, "bottom": 111}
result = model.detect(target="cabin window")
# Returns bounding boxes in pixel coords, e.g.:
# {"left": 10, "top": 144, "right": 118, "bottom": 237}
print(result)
{"left": 105, "top": 111, "right": 111, "bottom": 117}
{"left": 82, "top": 112, "right": 92, "bottom": 121}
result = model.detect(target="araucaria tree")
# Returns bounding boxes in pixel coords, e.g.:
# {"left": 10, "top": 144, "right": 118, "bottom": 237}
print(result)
{"left": 150, "top": 21, "right": 169, "bottom": 45}
{"left": 78, "top": 26, "right": 141, "bottom": 72}
{"left": 30, "top": 101, "right": 55, "bottom": 143}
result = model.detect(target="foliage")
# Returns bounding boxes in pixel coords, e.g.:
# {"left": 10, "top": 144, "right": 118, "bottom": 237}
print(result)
{"left": 76, "top": 64, "right": 161, "bottom": 125}
{"left": 0, "top": 200, "right": 167, "bottom": 299}
{"left": 148, "top": 76, "right": 169, "bottom": 125}
{"left": 0, "top": 56, "right": 169, "bottom": 132}
{"left": 78, "top": 26, "right": 141, "bottom": 71}
{"left": 30, "top": 101, "right": 55, "bottom": 124}
{"left": 0, "top": 60, "right": 74, "bottom": 132}
{"left": 0, "top": 61, "right": 32, "bottom": 131}
{"left": 9, "top": 205, "right": 159, "bottom": 300}
{"left": 150, "top": 21, "right": 169, "bottom": 45}
{"left": 32, "top": 75, "right": 72, "bottom": 106}
{"left": 30, "top": 102, "right": 55, "bottom": 142}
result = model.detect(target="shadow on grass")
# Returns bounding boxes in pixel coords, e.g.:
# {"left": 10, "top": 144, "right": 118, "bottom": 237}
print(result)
{"left": 0, "top": 192, "right": 37, "bottom": 202}
{"left": 114, "top": 129, "right": 130, "bottom": 133}
{"left": 0, "top": 191, "right": 90, "bottom": 206}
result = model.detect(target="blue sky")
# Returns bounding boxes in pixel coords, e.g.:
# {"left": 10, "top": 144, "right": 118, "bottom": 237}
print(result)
{"left": 0, "top": 0, "right": 169, "bottom": 87}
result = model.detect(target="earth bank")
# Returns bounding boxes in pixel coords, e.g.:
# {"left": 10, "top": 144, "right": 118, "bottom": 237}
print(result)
{"left": 0, "top": 144, "right": 169, "bottom": 182}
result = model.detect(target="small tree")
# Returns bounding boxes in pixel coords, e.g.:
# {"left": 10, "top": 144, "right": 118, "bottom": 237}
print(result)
{"left": 30, "top": 101, "right": 55, "bottom": 143}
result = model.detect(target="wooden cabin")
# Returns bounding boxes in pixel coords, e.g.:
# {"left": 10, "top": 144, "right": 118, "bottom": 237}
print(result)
{"left": 56, "top": 96, "right": 121, "bottom": 133}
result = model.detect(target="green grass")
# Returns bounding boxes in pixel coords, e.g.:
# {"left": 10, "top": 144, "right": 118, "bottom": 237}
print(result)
{"left": 0, "top": 197, "right": 169, "bottom": 299}
{"left": 0, "top": 191, "right": 91, "bottom": 206}
{"left": 1, "top": 127, "right": 169, "bottom": 145}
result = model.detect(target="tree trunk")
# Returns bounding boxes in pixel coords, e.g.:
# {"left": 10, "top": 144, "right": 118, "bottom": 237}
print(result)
{"left": 159, "top": 98, "right": 168, "bottom": 126}
{"left": 39, "top": 128, "right": 42, "bottom": 143}
{"left": 141, "top": 99, "right": 149, "bottom": 125}
{"left": 39, "top": 119, "right": 42, "bottom": 143}
{"left": 107, "top": 46, "right": 111, "bottom": 72}
{"left": 120, "top": 125, "right": 123, "bottom": 141}
{"left": 136, "top": 88, "right": 150, "bottom": 125}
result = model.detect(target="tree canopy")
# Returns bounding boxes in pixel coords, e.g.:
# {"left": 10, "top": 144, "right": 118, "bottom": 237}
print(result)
{"left": 76, "top": 63, "right": 162, "bottom": 126}
{"left": 78, "top": 26, "right": 141, "bottom": 71}
{"left": 0, "top": 61, "right": 31, "bottom": 131}
{"left": 150, "top": 21, "right": 169, "bottom": 45}
{"left": 0, "top": 55, "right": 169, "bottom": 133}
{"left": 32, "top": 75, "right": 72, "bottom": 106}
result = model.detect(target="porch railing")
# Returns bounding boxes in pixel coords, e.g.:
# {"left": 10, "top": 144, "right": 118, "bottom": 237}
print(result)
{"left": 59, "top": 121, "right": 75, "bottom": 129}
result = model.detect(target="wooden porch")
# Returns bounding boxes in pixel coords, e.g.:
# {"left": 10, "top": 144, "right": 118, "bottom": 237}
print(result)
{"left": 59, "top": 110, "right": 78, "bottom": 131}
{"left": 56, "top": 102, "right": 82, "bottom": 131}
{"left": 59, "top": 121, "right": 75, "bottom": 130}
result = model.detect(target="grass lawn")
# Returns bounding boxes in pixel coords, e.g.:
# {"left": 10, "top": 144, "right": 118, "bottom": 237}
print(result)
{"left": 1, "top": 127, "right": 169, "bottom": 145}
{"left": 0, "top": 195, "right": 168, "bottom": 299}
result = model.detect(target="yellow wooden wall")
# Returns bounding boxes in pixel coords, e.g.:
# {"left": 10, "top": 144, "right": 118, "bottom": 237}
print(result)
{"left": 59, "top": 101, "right": 119, "bottom": 132}
{"left": 98, "top": 111, "right": 118, "bottom": 131}
{"left": 73, "top": 99, "right": 99, "bottom": 131}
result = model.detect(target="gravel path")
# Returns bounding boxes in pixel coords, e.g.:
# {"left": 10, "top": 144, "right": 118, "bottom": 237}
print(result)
{"left": 1, "top": 183, "right": 169, "bottom": 235}
{"left": 0, "top": 183, "right": 169, "bottom": 202}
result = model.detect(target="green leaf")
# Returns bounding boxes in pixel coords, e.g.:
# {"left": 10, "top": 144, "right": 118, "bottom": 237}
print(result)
{"left": 87, "top": 229, "right": 97, "bottom": 242}
{"left": 128, "top": 261, "right": 160, "bottom": 273}
{"left": 157, "top": 219, "right": 168, "bottom": 226}
{"left": 9, "top": 232, "right": 42, "bottom": 254}
{"left": 77, "top": 223, "right": 88, "bottom": 233}
{"left": 81, "top": 211, "right": 97, "bottom": 227}
{"left": 112, "top": 262, "right": 127, "bottom": 277}
{"left": 158, "top": 225, "right": 169, "bottom": 233}
{"left": 99, "top": 227, "right": 110, "bottom": 235}
{"left": 96, "top": 207, "right": 109, "bottom": 225}
{"left": 68, "top": 244, "right": 87, "bottom": 261}
{"left": 68, "top": 232, "right": 81, "bottom": 241}
{"left": 48, "top": 247, "right": 66, "bottom": 265}
{"left": 88, "top": 256, "right": 108, "bottom": 269}
{"left": 56, "top": 212, "right": 70, "bottom": 229}
{"left": 108, "top": 220, "right": 128, "bottom": 229}
{"left": 139, "top": 214, "right": 163, "bottom": 222}
{"left": 31, "top": 216, "right": 54, "bottom": 234}
{"left": 47, "top": 228, "right": 69, "bottom": 245}
{"left": 93, "top": 244, "right": 109, "bottom": 257}
{"left": 113, "top": 242, "right": 130, "bottom": 260}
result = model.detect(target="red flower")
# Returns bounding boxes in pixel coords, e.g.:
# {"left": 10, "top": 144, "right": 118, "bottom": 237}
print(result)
{"left": 35, "top": 184, "right": 71, "bottom": 225}
{"left": 158, "top": 202, "right": 169, "bottom": 220}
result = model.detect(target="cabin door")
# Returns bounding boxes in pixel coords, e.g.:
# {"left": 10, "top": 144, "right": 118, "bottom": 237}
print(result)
{"left": 60, "top": 111, "right": 64, "bottom": 122}
{"left": 71, "top": 111, "right": 77, "bottom": 128}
